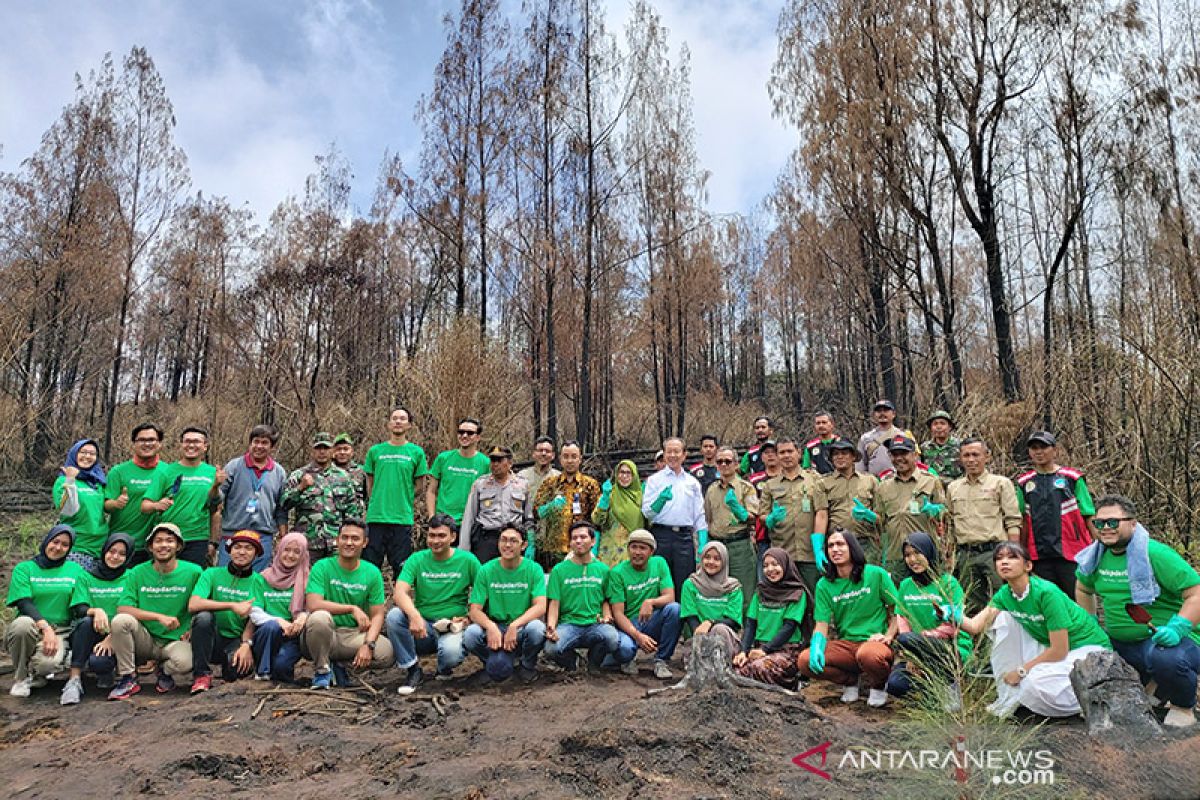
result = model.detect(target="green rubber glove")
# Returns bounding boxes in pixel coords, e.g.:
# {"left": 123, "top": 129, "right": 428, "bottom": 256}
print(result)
{"left": 597, "top": 479, "right": 612, "bottom": 511}
{"left": 524, "top": 538, "right": 535, "bottom": 560}
{"left": 696, "top": 528, "right": 709, "bottom": 556}
{"left": 649, "top": 485, "right": 673, "bottom": 514}
{"left": 592, "top": 532, "right": 601, "bottom": 556}
{"left": 538, "top": 495, "right": 567, "bottom": 518}
{"left": 937, "top": 603, "right": 964, "bottom": 624}
{"left": 724, "top": 488, "right": 749, "bottom": 523}
{"left": 809, "top": 631, "right": 827, "bottom": 674}
{"left": 764, "top": 502, "right": 787, "bottom": 530}
{"left": 1151, "top": 614, "right": 1194, "bottom": 647}
{"left": 920, "top": 498, "right": 945, "bottom": 518}
{"left": 811, "top": 533, "right": 827, "bottom": 571}
{"left": 851, "top": 497, "right": 877, "bottom": 524}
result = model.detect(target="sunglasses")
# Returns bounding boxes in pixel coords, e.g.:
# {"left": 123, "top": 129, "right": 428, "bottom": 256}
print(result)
{"left": 715, "top": 458, "right": 735, "bottom": 465}
{"left": 1092, "top": 517, "right": 1132, "bottom": 530}
{"left": 457, "top": 429, "right": 479, "bottom": 436}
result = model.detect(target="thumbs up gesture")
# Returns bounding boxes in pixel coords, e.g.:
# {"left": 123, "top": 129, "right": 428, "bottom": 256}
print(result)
{"left": 114, "top": 486, "right": 130, "bottom": 509}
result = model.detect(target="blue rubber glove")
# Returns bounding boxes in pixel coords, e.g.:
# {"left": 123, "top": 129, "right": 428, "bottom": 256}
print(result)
{"left": 524, "top": 538, "right": 535, "bottom": 560}
{"left": 937, "top": 603, "right": 964, "bottom": 624}
{"left": 851, "top": 497, "right": 878, "bottom": 524}
{"left": 920, "top": 498, "right": 945, "bottom": 518}
{"left": 811, "top": 533, "right": 827, "bottom": 572}
{"left": 1151, "top": 614, "right": 1194, "bottom": 647}
{"left": 809, "top": 631, "right": 827, "bottom": 674}
{"left": 649, "top": 485, "right": 673, "bottom": 514}
{"left": 597, "top": 479, "right": 612, "bottom": 511}
{"left": 724, "top": 488, "right": 749, "bottom": 523}
{"left": 538, "top": 495, "right": 567, "bottom": 518}
{"left": 764, "top": 502, "right": 787, "bottom": 530}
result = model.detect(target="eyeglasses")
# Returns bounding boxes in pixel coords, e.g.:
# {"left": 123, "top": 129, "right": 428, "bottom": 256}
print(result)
{"left": 715, "top": 459, "right": 735, "bottom": 465}
{"left": 134, "top": 438, "right": 160, "bottom": 444}
{"left": 180, "top": 438, "right": 206, "bottom": 445}
{"left": 1092, "top": 517, "right": 1133, "bottom": 530}
{"left": 457, "top": 429, "right": 479, "bottom": 436}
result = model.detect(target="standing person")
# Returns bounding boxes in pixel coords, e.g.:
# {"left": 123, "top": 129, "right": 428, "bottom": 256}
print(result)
{"left": 748, "top": 440, "right": 779, "bottom": 572}
{"left": 250, "top": 531, "right": 310, "bottom": 683}
{"left": 689, "top": 435, "right": 721, "bottom": 495}
{"left": 543, "top": 522, "right": 621, "bottom": 671}
{"left": 387, "top": 514, "right": 481, "bottom": 693}
{"left": 426, "top": 417, "right": 490, "bottom": 525}
{"left": 607, "top": 530, "right": 681, "bottom": 678}
{"left": 459, "top": 446, "right": 533, "bottom": 563}
{"left": 703, "top": 446, "right": 759, "bottom": 614}
{"left": 533, "top": 441, "right": 602, "bottom": 571}
{"left": 280, "top": 432, "right": 364, "bottom": 562}
{"left": 821, "top": 438, "right": 881, "bottom": 565}
{"left": 1075, "top": 495, "right": 1200, "bottom": 728}
{"left": 1016, "top": 431, "right": 1095, "bottom": 597}
{"left": 592, "top": 459, "right": 645, "bottom": 567}
{"left": 921, "top": 411, "right": 963, "bottom": 482}
{"left": 209, "top": 424, "right": 288, "bottom": 572}
{"left": 363, "top": 407, "right": 429, "bottom": 578}
{"left": 302, "top": 520, "right": 393, "bottom": 690}
{"left": 72, "top": 533, "right": 136, "bottom": 694}
{"left": 54, "top": 439, "right": 108, "bottom": 570}
{"left": 739, "top": 416, "right": 774, "bottom": 477}
{"left": 759, "top": 438, "right": 828, "bottom": 598}
{"left": 680, "top": 541, "right": 744, "bottom": 657}
{"left": 188, "top": 531, "right": 262, "bottom": 692}
{"left": 5, "top": 525, "right": 87, "bottom": 701}
{"left": 875, "top": 435, "right": 945, "bottom": 582}
{"left": 960, "top": 542, "right": 1110, "bottom": 718}
{"left": 332, "top": 433, "right": 367, "bottom": 508}
{"left": 856, "top": 400, "right": 917, "bottom": 477}
{"left": 517, "top": 436, "right": 559, "bottom": 502}
{"left": 642, "top": 437, "right": 709, "bottom": 597}
{"left": 104, "top": 423, "right": 166, "bottom": 559}
{"left": 798, "top": 529, "right": 899, "bottom": 707}
{"left": 733, "top": 547, "right": 808, "bottom": 688}
{"left": 142, "top": 427, "right": 218, "bottom": 568}
{"left": 801, "top": 412, "right": 839, "bottom": 475}
{"left": 463, "top": 525, "right": 547, "bottom": 685}
{"left": 107, "top": 523, "right": 203, "bottom": 699}
{"left": 945, "top": 438, "right": 1022, "bottom": 611}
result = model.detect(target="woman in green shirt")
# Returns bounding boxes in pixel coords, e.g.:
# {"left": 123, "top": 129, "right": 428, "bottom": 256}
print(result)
{"left": 960, "top": 541, "right": 1111, "bottom": 718}
{"left": 733, "top": 547, "right": 808, "bottom": 687}
{"left": 680, "top": 541, "right": 743, "bottom": 658}
{"left": 67, "top": 532, "right": 134, "bottom": 699}
{"left": 54, "top": 438, "right": 109, "bottom": 569}
{"left": 592, "top": 460, "right": 645, "bottom": 566}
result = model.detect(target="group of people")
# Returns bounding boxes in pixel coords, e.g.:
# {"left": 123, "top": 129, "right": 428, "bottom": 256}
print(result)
{"left": 5, "top": 403, "right": 1199, "bottom": 729}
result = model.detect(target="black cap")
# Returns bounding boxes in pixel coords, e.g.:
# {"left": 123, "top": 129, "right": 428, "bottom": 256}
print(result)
{"left": 760, "top": 439, "right": 778, "bottom": 451}
{"left": 487, "top": 445, "right": 513, "bottom": 459}
{"left": 873, "top": 399, "right": 896, "bottom": 411}
{"left": 828, "top": 437, "right": 857, "bottom": 452}
{"left": 1027, "top": 431, "right": 1057, "bottom": 447}
{"left": 886, "top": 434, "right": 917, "bottom": 453}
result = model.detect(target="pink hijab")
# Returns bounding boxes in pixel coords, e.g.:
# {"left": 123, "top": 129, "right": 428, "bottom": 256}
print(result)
{"left": 259, "top": 531, "right": 311, "bottom": 616}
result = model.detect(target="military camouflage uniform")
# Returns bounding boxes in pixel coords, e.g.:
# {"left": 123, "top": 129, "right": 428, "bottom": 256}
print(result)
{"left": 337, "top": 460, "right": 368, "bottom": 507}
{"left": 280, "top": 463, "right": 365, "bottom": 556}
{"left": 920, "top": 438, "right": 963, "bottom": 482}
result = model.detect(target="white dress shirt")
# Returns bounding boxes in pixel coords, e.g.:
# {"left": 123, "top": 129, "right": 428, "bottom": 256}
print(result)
{"left": 641, "top": 466, "right": 707, "bottom": 531}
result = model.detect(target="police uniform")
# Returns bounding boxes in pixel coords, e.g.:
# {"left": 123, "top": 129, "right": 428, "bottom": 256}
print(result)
{"left": 460, "top": 447, "right": 533, "bottom": 563}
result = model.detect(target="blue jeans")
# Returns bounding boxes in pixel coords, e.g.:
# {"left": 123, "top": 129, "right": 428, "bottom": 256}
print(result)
{"left": 544, "top": 622, "right": 620, "bottom": 669}
{"left": 1112, "top": 636, "right": 1200, "bottom": 708}
{"left": 250, "top": 619, "right": 304, "bottom": 682}
{"left": 610, "top": 603, "right": 682, "bottom": 664}
{"left": 385, "top": 607, "right": 466, "bottom": 673}
{"left": 463, "top": 620, "right": 547, "bottom": 680}
{"left": 218, "top": 531, "right": 274, "bottom": 573}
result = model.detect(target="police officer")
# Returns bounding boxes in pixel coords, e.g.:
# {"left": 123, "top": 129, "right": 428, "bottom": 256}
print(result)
{"left": 460, "top": 446, "right": 534, "bottom": 563}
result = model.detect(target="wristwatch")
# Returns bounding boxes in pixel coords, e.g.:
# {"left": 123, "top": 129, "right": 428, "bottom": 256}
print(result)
{"left": 366, "top": 640, "right": 377, "bottom": 652}
{"left": 1016, "top": 667, "right": 1027, "bottom": 679}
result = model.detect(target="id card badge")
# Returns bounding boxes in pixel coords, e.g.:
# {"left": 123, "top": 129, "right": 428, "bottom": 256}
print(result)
{"left": 801, "top": 497, "right": 813, "bottom": 513}
{"left": 245, "top": 496, "right": 259, "bottom": 514}
{"left": 572, "top": 495, "right": 582, "bottom": 516}
{"left": 907, "top": 497, "right": 921, "bottom": 514}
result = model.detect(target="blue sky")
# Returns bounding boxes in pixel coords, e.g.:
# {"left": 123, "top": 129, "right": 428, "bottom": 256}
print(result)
{"left": 0, "top": 0, "right": 795, "bottom": 221}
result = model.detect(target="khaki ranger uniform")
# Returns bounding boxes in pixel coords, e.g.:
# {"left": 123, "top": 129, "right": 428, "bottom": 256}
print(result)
{"left": 875, "top": 469, "right": 945, "bottom": 578}
{"left": 946, "top": 470, "right": 1022, "bottom": 611}
{"left": 822, "top": 470, "right": 881, "bottom": 561}
{"left": 517, "top": 464, "right": 559, "bottom": 505}
{"left": 761, "top": 470, "right": 828, "bottom": 600}
{"left": 703, "top": 476, "right": 760, "bottom": 615}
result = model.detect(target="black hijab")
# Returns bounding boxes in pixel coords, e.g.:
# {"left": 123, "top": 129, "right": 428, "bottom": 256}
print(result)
{"left": 903, "top": 531, "right": 939, "bottom": 586}
{"left": 90, "top": 532, "right": 135, "bottom": 581}
{"left": 756, "top": 547, "right": 807, "bottom": 604}
{"left": 34, "top": 524, "right": 75, "bottom": 569}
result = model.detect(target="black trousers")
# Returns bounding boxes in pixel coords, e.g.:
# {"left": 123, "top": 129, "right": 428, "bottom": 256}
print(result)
{"left": 1032, "top": 556, "right": 1077, "bottom": 598}
{"left": 650, "top": 524, "right": 694, "bottom": 599}
{"left": 365, "top": 523, "right": 413, "bottom": 579}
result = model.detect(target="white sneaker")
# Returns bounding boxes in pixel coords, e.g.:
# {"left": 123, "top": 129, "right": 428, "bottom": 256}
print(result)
{"left": 652, "top": 660, "right": 674, "bottom": 680}
{"left": 840, "top": 685, "right": 860, "bottom": 703}
{"left": 60, "top": 677, "right": 83, "bottom": 705}
{"left": 1164, "top": 705, "right": 1197, "bottom": 728}
{"left": 867, "top": 688, "right": 888, "bottom": 708}
{"left": 10, "top": 677, "right": 32, "bottom": 697}
{"left": 943, "top": 683, "right": 962, "bottom": 713}
{"left": 620, "top": 660, "right": 638, "bottom": 675}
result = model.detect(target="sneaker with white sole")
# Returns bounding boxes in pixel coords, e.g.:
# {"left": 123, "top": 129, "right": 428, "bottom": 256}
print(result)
{"left": 9, "top": 677, "right": 33, "bottom": 697}
{"left": 867, "top": 688, "right": 888, "bottom": 708}
{"left": 397, "top": 666, "right": 424, "bottom": 696}
{"left": 60, "top": 676, "right": 84, "bottom": 705}
{"left": 1164, "top": 705, "right": 1197, "bottom": 728}
{"left": 840, "top": 685, "right": 860, "bottom": 703}
{"left": 652, "top": 660, "right": 674, "bottom": 680}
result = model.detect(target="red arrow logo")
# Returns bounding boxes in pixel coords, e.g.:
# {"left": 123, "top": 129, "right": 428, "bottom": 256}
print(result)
{"left": 792, "top": 741, "right": 834, "bottom": 780}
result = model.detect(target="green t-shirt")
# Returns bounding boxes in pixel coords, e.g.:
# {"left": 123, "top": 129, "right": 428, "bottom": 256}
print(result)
{"left": 80, "top": 571, "right": 127, "bottom": 619}
{"left": 429, "top": 449, "right": 490, "bottom": 521}
{"left": 1076, "top": 541, "right": 1200, "bottom": 645}
{"left": 252, "top": 573, "right": 297, "bottom": 621}
{"left": 814, "top": 564, "right": 897, "bottom": 642}
{"left": 5, "top": 560, "right": 87, "bottom": 627}
{"left": 990, "top": 575, "right": 1111, "bottom": 650}
{"left": 746, "top": 593, "right": 807, "bottom": 645}
{"left": 679, "top": 579, "right": 743, "bottom": 626}
{"left": 894, "top": 574, "right": 972, "bottom": 660}
{"left": 105, "top": 460, "right": 166, "bottom": 548}
{"left": 53, "top": 476, "right": 109, "bottom": 556}
{"left": 192, "top": 566, "right": 257, "bottom": 639}
{"left": 363, "top": 441, "right": 429, "bottom": 525}
{"left": 119, "top": 560, "right": 204, "bottom": 642}
{"left": 398, "top": 548, "right": 481, "bottom": 619}
{"left": 469, "top": 557, "right": 546, "bottom": 624}
{"left": 607, "top": 556, "right": 674, "bottom": 614}
{"left": 145, "top": 461, "right": 217, "bottom": 542}
{"left": 305, "top": 558, "right": 386, "bottom": 628}
{"left": 547, "top": 558, "right": 610, "bottom": 625}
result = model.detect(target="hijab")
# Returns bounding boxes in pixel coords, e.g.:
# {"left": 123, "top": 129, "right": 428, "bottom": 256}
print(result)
{"left": 690, "top": 540, "right": 741, "bottom": 598}
{"left": 34, "top": 524, "right": 75, "bottom": 569}
{"left": 756, "top": 546, "right": 806, "bottom": 605}
{"left": 903, "top": 531, "right": 939, "bottom": 587}
{"left": 259, "top": 531, "right": 312, "bottom": 616}
{"left": 63, "top": 438, "right": 106, "bottom": 487}
{"left": 90, "top": 532, "right": 135, "bottom": 582}
{"left": 609, "top": 459, "right": 645, "bottom": 533}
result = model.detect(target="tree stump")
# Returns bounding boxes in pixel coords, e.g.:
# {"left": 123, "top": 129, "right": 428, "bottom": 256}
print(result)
{"left": 1069, "top": 650, "right": 1162, "bottom": 738}
{"left": 646, "top": 634, "right": 798, "bottom": 697}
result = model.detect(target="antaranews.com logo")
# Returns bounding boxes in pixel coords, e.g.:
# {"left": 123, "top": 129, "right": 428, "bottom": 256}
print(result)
{"left": 793, "top": 740, "right": 1056, "bottom": 786}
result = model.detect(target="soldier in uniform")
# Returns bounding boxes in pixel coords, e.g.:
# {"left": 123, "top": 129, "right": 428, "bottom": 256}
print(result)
{"left": 459, "top": 446, "right": 534, "bottom": 564}
{"left": 875, "top": 435, "right": 945, "bottom": 582}
{"left": 331, "top": 433, "right": 367, "bottom": 507}
{"left": 920, "top": 410, "right": 963, "bottom": 482}
{"left": 279, "top": 432, "right": 365, "bottom": 562}
{"left": 820, "top": 438, "right": 881, "bottom": 565}
{"left": 801, "top": 411, "right": 839, "bottom": 474}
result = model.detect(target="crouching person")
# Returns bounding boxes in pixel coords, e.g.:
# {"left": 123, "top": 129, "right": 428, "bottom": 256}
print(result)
{"left": 108, "top": 523, "right": 203, "bottom": 699}
{"left": 188, "top": 530, "right": 263, "bottom": 692}
{"left": 463, "top": 525, "right": 547, "bottom": 685}
{"left": 250, "top": 531, "right": 310, "bottom": 682}
{"left": 69, "top": 532, "right": 136, "bottom": 699}
{"left": 302, "top": 519, "right": 393, "bottom": 689}
{"left": 606, "top": 529, "right": 681, "bottom": 679}
{"left": 544, "top": 522, "right": 621, "bottom": 670}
